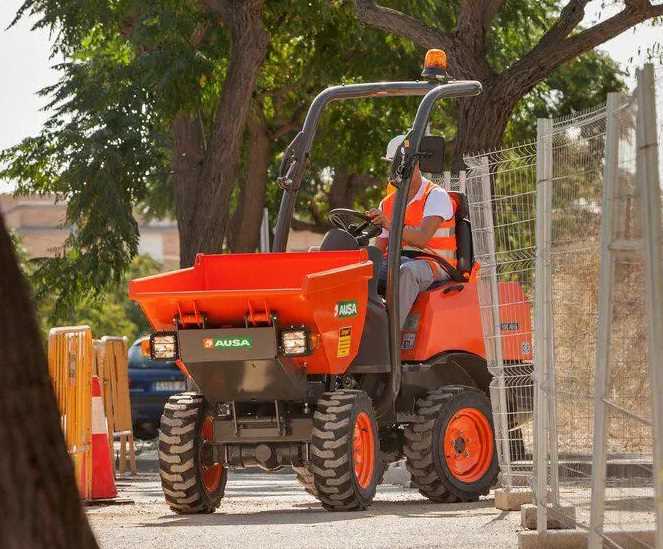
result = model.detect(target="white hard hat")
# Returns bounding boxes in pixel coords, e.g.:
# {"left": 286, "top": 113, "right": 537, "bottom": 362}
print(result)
{"left": 383, "top": 134, "right": 405, "bottom": 161}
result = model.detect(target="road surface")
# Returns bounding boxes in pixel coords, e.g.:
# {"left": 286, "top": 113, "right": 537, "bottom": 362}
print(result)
{"left": 87, "top": 471, "right": 522, "bottom": 549}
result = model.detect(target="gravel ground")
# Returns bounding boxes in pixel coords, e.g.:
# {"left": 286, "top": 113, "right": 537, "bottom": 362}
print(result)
{"left": 87, "top": 471, "right": 522, "bottom": 549}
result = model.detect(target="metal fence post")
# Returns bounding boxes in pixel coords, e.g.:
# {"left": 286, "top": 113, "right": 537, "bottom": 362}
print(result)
{"left": 588, "top": 92, "right": 622, "bottom": 549}
{"left": 542, "top": 118, "right": 560, "bottom": 507}
{"left": 635, "top": 64, "right": 663, "bottom": 549}
{"left": 534, "top": 117, "right": 553, "bottom": 533}
{"left": 477, "top": 155, "right": 512, "bottom": 490}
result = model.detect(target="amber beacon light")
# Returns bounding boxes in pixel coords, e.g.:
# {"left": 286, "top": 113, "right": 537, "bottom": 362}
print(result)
{"left": 422, "top": 49, "right": 448, "bottom": 80}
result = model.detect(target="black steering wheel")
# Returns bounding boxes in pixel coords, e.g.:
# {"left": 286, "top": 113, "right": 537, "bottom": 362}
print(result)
{"left": 328, "top": 208, "right": 383, "bottom": 241}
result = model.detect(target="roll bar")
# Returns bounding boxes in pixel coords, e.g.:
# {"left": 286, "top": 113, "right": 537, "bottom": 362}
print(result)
{"left": 272, "top": 81, "right": 438, "bottom": 252}
{"left": 384, "top": 81, "right": 482, "bottom": 403}
{"left": 270, "top": 79, "right": 482, "bottom": 414}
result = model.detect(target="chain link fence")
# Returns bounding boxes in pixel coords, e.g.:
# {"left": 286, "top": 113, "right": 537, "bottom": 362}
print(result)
{"left": 465, "top": 143, "right": 537, "bottom": 490}
{"left": 540, "top": 103, "right": 608, "bottom": 530}
{"left": 465, "top": 64, "right": 661, "bottom": 546}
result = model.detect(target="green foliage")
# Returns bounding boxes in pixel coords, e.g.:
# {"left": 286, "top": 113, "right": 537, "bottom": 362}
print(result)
{"left": 11, "top": 230, "right": 159, "bottom": 342}
{"left": 506, "top": 51, "right": 626, "bottom": 143}
{"left": 2, "top": 0, "right": 627, "bottom": 313}
{"left": 50, "top": 254, "right": 161, "bottom": 343}
{"left": 0, "top": 25, "right": 170, "bottom": 314}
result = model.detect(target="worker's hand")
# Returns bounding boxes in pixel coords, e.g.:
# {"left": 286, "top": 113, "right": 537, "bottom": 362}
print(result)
{"left": 366, "top": 208, "right": 391, "bottom": 230}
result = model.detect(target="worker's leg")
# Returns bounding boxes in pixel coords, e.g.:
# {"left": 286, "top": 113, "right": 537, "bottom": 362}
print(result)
{"left": 377, "top": 256, "right": 413, "bottom": 295}
{"left": 398, "top": 260, "right": 435, "bottom": 328}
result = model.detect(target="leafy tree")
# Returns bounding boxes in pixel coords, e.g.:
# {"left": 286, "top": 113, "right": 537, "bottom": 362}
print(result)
{"left": 1, "top": 0, "right": 628, "bottom": 312}
{"left": 5, "top": 0, "right": 267, "bottom": 268}
{"left": 352, "top": 0, "right": 661, "bottom": 168}
{"left": 13, "top": 230, "right": 159, "bottom": 341}
{"left": 42, "top": 255, "right": 161, "bottom": 343}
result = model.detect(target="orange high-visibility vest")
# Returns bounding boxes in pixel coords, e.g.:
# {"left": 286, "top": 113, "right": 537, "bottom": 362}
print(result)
{"left": 380, "top": 180, "right": 457, "bottom": 275}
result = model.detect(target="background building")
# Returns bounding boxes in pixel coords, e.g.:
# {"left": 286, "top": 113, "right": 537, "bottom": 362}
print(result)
{"left": 1, "top": 193, "right": 320, "bottom": 265}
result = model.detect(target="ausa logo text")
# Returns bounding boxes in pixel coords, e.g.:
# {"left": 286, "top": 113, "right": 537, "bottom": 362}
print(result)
{"left": 334, "top": 300, "right": 358, "bottom": 319}
{"left": 203, "top": 336, "right": 254, "bottom": 350}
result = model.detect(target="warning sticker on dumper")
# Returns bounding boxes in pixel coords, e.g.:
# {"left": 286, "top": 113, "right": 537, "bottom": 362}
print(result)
{"left": 337, "top": 327, "right": 352, "bottom": 357}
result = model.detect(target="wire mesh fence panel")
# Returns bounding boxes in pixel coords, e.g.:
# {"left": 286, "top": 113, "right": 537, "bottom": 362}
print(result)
{"left": 430, "top": 170, "right": 466, "bottom": 192}
{"left": 657, "top": 65, "right": 663, "bottom": 185}
{"left": 594, "top": 89, "right": 656, "bottom": 548}
{"left": 463, "top": 65, "right": 660, "bottom": 544}
{"left": 466, "top": 143, "right": 537, "bottom": 490}
{"left": 541, "top": 105, "right": 609, "bottom": 528}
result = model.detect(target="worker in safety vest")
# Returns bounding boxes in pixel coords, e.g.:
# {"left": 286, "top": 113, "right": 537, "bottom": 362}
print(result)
{"left": 367, "top": 134, "right": 456, "bottom": 328}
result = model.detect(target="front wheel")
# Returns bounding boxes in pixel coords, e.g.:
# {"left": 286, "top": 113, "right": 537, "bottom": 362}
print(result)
{"left": 310, "top": 390, "right": 381, "bottom": 511}
{"left": 159, "top": 392, "right": 227, "bottom": 514}
{"left": 405, "top": 386, "right": 498, "bottom": 502}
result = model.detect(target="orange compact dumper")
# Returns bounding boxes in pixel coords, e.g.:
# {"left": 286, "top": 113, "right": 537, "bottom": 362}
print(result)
{"left": 130, "top": 50, "right": 533, "bottom": 514}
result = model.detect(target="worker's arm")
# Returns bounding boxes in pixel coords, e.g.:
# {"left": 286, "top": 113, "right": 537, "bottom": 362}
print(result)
{"left": 402, "top": 216, "right": 442, "bottom": 248}
{"left": 367, "top": 208, "right": 389, "bottom": 254}
{"left": 367, "top": 208, "right": 441, "bottom": 250}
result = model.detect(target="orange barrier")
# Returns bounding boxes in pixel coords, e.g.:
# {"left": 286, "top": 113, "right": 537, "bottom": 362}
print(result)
{"left": 48, "top": 326, "right": 93, "bottom": 500}
{"left": 94, "top": 337, "right": 136, "bottom": 475}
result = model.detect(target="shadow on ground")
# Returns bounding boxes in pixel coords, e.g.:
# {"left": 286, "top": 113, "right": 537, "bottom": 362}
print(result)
{"left": 139, "top": 497, "right": 498, "bottom": 528}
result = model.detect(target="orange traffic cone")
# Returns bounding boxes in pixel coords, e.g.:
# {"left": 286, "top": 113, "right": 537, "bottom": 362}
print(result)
{"left": 90, "top": 375, "right": 117, "bottom": 500}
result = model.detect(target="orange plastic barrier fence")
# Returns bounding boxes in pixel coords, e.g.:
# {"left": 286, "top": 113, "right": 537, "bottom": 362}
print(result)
{"left": 48, "top": 326, "right": 93, "bottom": 500}
{"left": 94, "top": 337, "right": 136, "bottom": 475}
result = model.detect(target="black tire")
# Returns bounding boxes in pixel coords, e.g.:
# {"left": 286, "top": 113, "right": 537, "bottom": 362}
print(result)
{"left": 310, "top": 390, "right": 381, "bottom": 511}
{"left": 159, "top": 392, "right": 227, "bottom": 514}
{"left": 293, "top": 466, "right": 318, "bottom": 496}
{"left": 404, "top": 386, "right": 498, "bottom": 503}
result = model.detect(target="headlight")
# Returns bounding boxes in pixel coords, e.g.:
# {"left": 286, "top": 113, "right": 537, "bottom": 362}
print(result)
{"left": 150, "top": 332, "right": 178, "bottom": 360}
{"left": 280, "top": 328, "right": 310, "bottom": 356}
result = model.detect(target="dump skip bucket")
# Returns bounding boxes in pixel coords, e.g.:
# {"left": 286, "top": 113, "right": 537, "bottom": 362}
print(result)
{"left": 129, "top": 250, "right": 374, "bottom": 375}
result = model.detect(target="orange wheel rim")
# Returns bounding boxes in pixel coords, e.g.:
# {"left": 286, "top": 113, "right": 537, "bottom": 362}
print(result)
{"left": 352, "top": 411, "right": 375, "bottom": 489}
{"left": 443, "top": 407, "right": 494, "bottom": 483}
{"left": 201, "top": 417, "right": 222, "bottom": 493}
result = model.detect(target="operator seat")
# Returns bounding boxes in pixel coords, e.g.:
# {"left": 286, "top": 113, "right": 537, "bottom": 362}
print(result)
{"left": 450, "top": 191, "right": 474, "bottom": 276}
{"left": 424, "top": 192, "right": 474, "bottom": 292}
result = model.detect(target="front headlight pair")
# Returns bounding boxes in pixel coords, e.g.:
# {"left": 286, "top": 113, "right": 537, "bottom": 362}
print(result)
{"left": 148, "top": 328, "right": 311, "bottom": 359}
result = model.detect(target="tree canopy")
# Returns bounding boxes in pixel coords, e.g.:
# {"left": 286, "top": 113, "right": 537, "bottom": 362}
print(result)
{"left": 0, "top": 0, "right": 633, "bottom": 324}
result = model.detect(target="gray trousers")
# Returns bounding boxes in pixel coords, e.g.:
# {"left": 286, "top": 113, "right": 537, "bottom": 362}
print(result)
{"left": 379, "top": 257, "right": 449, "bottom": 328}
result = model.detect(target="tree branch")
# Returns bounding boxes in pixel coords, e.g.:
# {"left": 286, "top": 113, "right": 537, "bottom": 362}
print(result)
{"left": 353, "top": 0, "right": 452, "bottom": 50}
{"left": 457, "top": 0, "right": 505, "bottom": 42}
{"left": 455, "top": 0, "right": 505, "bottom": 76}
{"left": 187, "top": 0, "right": 269, "bottom": 258}
{"left": 502, "top": 0, "right": 663, "bottom": 97}
{"left": 199, "top": 0, "right": 230, "bottom": 19}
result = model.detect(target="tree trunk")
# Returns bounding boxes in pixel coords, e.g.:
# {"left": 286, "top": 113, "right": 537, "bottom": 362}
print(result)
{"left": 0, "top": 214, "right": 98, "bottom": 549}
{"left": 172, "top": 113, "right": 205, "bottom": 267}
{"left": 328, "top": 170, "right": 356, "bottom": 211}
{"left": 181, "top": 1, "right": 269, "bottom": 266}
{"left": 229, "top": 106, "right": 271, "bottom": 252}
{"left": 452, "top": 81, "right": 519, "bottom": 171}
{"left": 174, "top": 0, "right": 269, "bottom": 267}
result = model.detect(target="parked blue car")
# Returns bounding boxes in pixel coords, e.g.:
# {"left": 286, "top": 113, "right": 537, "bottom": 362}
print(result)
{"left": 129, "top": 336, "right": 187, "bottom": 439}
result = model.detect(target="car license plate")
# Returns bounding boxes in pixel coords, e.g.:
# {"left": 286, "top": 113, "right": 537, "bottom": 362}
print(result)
{"left": 153, "top": 381, "right": 186, "bottom": 392}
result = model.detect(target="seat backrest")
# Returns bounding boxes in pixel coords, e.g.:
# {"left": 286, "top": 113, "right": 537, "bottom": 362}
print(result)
{"left": 448, "top": 192, "right": 474, "bottom": 275}
{"left": 319, "top": 228, "right": 359, "bottom": 251}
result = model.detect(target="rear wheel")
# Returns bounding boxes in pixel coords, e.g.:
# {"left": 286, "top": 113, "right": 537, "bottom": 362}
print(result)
{"left": 159, "top": 392, "right": 227, "bottom": 513}
{"left": 310, "top": 390, "right": 381, "bottom": 511}
{"left": 404, "top": 386, "right": 498, "bottom": 503}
